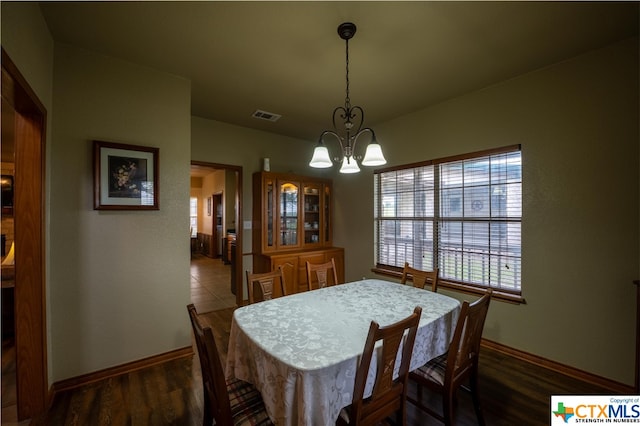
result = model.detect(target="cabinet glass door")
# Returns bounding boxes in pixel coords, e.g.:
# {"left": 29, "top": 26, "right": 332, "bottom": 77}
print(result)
{"left": 324, "top": 184, "right": 331, "bottom": 245}
{"left": 279, "top": 181, "right": 299, "bottom": 247}
{"left": 266, "top": 178, "right": 274, "bottom": 249}
{"left": 303, "top": 183, "right": 321, "bottom": 245}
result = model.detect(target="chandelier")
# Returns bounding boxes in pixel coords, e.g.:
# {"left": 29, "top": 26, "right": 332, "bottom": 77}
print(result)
{"left": 309, "top": 22, "right": 387, "bottom": 174}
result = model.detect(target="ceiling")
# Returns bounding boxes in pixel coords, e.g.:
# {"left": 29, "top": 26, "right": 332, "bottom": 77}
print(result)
{"left": 39, "top": 1, "right": 638, "bottom": 144}
{"left": 190, "top": 164, "right": 219, "bottom": 177}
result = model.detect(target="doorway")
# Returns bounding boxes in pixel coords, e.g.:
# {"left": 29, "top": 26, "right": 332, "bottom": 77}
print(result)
{"left": 1, "top": 49, "right": 47, "bottom": 420}
{"left": 190, "top": 162, "right": 243, "bottom": 309}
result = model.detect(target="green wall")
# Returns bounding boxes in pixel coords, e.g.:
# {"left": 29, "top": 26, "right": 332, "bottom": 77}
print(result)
{"left": 333, "top": 37, "right": 639, "bottom": 386}
{"left": 47, "top": 43, "right": 192, "bottom": 381}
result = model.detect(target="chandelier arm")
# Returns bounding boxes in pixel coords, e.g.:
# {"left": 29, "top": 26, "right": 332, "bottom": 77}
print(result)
{"left": 320, "top": 130, "right": 346, "bottom": 155}
{"left": 351, "top": 127, "right": 376, "bottom": 152}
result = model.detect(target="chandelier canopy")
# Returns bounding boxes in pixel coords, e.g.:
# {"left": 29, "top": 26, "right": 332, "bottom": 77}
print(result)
{"left": 309, "top": 22, "right": 387, "bottom": 174}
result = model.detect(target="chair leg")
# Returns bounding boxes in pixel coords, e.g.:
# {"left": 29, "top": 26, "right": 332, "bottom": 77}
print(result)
{"left": 382, "top": 408, "right": 404, "bottom": 426}
{"left": 469, "top": 374, "right": 486, "bottom": 426}
{"left": 202, "top": 402, "right": 212, "bottom": 426}
{"left": 443, "top": 387, "right": 455, "bottom": 426}
{"left": 399, "top": 400, "right": 407, "bottom": 426}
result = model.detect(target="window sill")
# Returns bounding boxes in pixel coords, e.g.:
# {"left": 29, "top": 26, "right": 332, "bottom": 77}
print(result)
{"left": 371, "top": 267, "right": 526, "bottom": 305}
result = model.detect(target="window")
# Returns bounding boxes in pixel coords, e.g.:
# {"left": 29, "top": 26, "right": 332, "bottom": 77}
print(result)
{"left": 374, "top": 145, "right": 522, "bottom": 298}
{"left": 190, "top": 197, "right": 198, "bottom": 238}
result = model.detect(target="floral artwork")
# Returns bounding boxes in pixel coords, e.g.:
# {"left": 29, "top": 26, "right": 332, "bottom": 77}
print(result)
{"left": 94, "top": 140, "right": 159, "bottom": 210}
{"left": 108, "top": 156, "right": 147, "bottom": 198}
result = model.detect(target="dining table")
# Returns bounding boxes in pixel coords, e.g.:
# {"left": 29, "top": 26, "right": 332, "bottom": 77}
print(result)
{"left": 225, "top": 278, "right": 461, "bottom": 426}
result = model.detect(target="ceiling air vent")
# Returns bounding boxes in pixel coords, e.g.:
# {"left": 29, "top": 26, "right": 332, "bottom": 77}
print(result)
{"left": 252, "top": 109, "right": 281, "bottom": 122}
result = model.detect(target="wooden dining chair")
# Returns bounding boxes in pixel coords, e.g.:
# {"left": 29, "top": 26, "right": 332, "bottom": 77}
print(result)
{"left": 246, "top": 267, "right": 287, "bottom": 304}
{"left": 407, "top": 289, "right": 492, "bottom": 426}
{"left": 400, "top": 262, "right": 439, "bottom": 292}
{"left": 187, "top": 304, "right": 274, "bottom": 426}
{"left": 337, "top": 306, "right": 422, "bottom": 426}
{"left": 305, "top": 258, "right": 339, "bottom": 290}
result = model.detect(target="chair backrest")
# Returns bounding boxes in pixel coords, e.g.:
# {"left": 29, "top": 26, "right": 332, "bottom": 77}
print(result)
{"left": 305, "top": 258, "right": 339, "bottom": 290}
{"left": 246, "top": 267, "right": 287, "bottom": 304}
{"left": 445, "top": 289, "right": 492, "bottom": 385}
{"left": 400, "top": 262, "right": 439, "bottom": 292}
{"left": 350, "top": 306, "right": 423, "bottom": 425}
{"left": 187, "top": 303, "right": 233, "bottom": 425}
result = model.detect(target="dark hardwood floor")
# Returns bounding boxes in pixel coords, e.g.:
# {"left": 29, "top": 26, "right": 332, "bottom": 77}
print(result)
{"left": 1, "top": 337, "right": 23, "bottom": 425}
{"left": 31, "top": 307, "right": 613, "bottom": 426}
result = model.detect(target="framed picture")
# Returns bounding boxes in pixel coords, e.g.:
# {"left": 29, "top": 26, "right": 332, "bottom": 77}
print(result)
{"left": 1, "top": 175, "right": 14, "bottom": 215}
{"left": 93, "top": 140, "right": 159, "bottom": 210}
{"left": 207, "top": 197, "right": 212, "bottom": 216}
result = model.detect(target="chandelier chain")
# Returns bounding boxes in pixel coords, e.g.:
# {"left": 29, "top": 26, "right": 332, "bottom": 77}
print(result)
{"left": 309, "top": 22, "right": 386, "bottom": 172}
{"left": 344, "top": 38, "right": 350, "bottom": 108}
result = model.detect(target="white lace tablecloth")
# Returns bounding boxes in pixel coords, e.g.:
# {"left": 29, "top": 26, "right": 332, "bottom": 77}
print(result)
{"left": 225, "top": 279, "right": 460, "bottom": 426}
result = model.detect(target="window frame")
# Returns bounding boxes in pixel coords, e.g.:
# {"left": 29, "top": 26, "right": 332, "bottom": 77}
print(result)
{"left": 189, "top": 196, "right": 198, "bottom": 238}
{"left": 373, "top": 145, "right": 524, "bottom": 304}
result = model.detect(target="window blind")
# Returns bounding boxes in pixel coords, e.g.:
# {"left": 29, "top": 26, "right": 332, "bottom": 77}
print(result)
{"left": 374, "top": 145, "right": 522, "bottom": 293}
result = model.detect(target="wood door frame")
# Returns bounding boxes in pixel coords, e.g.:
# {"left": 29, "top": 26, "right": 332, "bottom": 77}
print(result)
{"left": 191, "top": 161, "right": 243, "bottom": 306}
{"left": 1, "top": 48, "right": 48, "bottom": 420}
{"left": 211, "top": 192, "right": 223, "bottom": 258}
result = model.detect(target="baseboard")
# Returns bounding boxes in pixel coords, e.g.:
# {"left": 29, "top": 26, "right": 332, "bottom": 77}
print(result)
{"left": 481, "top": 338, "right": 634, "bottom": 394}
{"left": 49, "top": 346, "right": 193, "bottom": 395}
{"left": 44, "top": 339, "right": 632, "bottom": 408}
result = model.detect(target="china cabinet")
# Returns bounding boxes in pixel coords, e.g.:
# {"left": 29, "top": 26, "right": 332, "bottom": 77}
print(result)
{"left": 252, "top": 171, "right": 344, "bottom": 293}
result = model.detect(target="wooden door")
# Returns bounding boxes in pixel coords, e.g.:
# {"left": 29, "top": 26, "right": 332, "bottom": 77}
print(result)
{"left": 271, "top": 255, "right": 298, "bottom": 297}
{"left": 1, "top": 48, "right": 47, "bottom": 420}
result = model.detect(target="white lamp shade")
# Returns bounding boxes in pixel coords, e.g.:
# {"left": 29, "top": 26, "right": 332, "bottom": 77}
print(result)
{"left": 339, "top": 156, "right": 360, "bottom": 174}
{"left": 361, "top": 142, "right": 387, "bottom": 166}
{"left": 309, "top": 146, "right": 333, "bottom": 168}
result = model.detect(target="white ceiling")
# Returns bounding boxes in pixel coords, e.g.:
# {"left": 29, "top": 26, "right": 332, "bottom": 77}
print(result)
{"left": 39, "top": 1, "right": 638, "bottom": 143}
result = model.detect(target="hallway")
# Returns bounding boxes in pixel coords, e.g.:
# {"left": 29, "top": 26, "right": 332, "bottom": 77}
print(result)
{"left": 190, "top": 254, "right": 236, "bottom": 313}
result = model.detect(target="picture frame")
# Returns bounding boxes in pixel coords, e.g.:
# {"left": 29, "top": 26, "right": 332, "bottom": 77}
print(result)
{"left": 207, "top": 197, "right": 212, "bottom": 216}
{"left": 1, "top": 175, "right": 14, "bottom": 216}
{"left": 93, "top": 140, "right": 159, "bottom": 210}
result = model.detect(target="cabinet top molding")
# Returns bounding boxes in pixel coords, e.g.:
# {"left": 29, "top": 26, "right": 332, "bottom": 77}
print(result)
{"left": 253, "top": 171, "right": 334, "bottom": 184}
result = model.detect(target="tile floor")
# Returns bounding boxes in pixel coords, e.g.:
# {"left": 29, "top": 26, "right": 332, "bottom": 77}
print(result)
{"left": 190, "top": 254, "right": 236, "bottom": 313}
{"left": 0, "top": 339, "right": 28, "bottom": 426}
